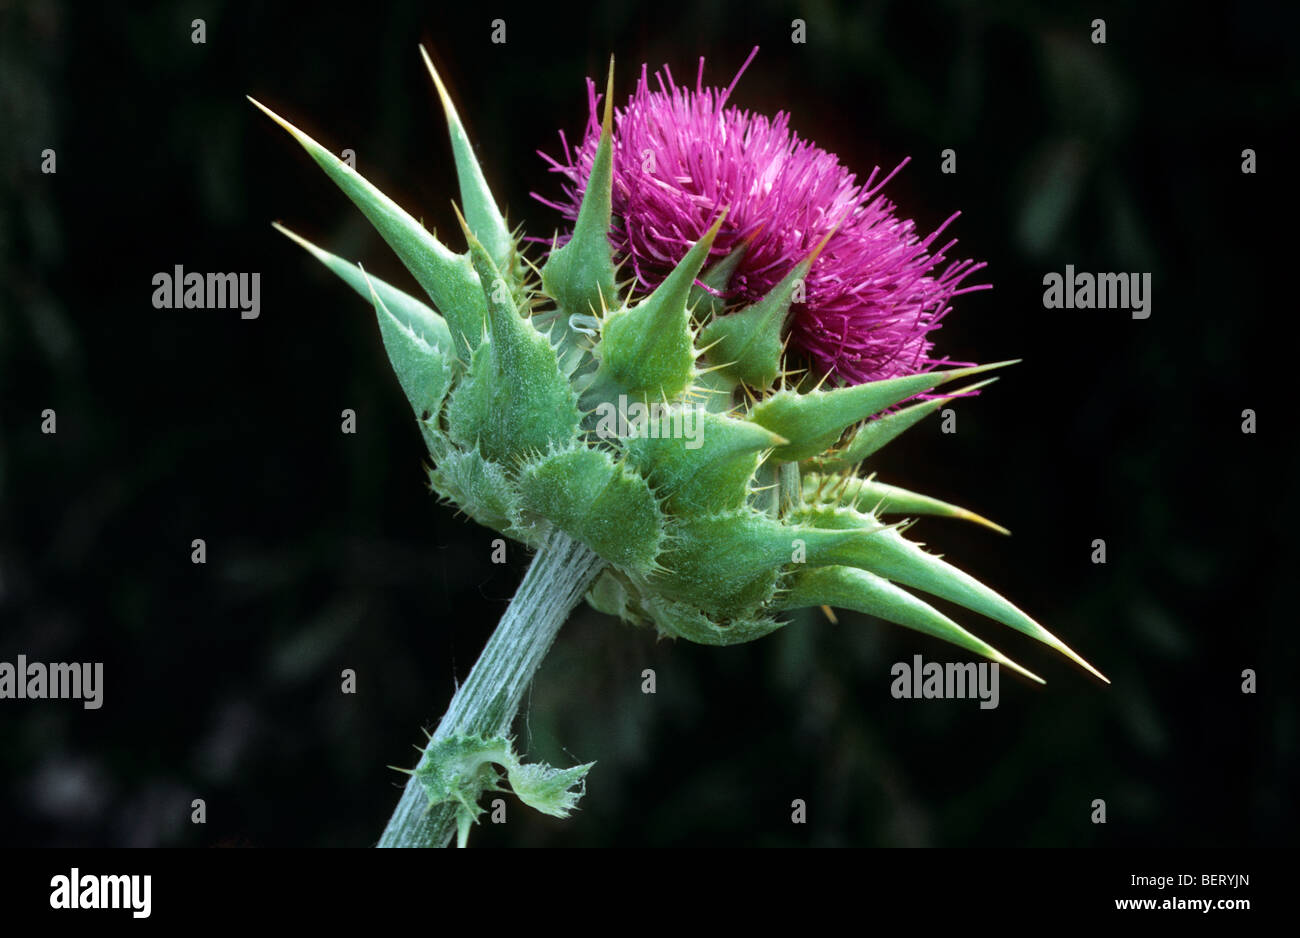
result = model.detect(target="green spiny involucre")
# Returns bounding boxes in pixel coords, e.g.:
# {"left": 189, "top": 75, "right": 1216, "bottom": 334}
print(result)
{"left": 253, "top": 51, "right": 1105, "bottom": 743}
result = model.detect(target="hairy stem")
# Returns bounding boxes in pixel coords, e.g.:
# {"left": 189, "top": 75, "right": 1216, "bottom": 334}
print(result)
{"left": 378, "top": 528, "right": 606, "bottom": 847}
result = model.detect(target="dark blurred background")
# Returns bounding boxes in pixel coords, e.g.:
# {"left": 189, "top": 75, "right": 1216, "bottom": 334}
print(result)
{"left": 1, "top": 0, "right": 1295, "bottom": 847}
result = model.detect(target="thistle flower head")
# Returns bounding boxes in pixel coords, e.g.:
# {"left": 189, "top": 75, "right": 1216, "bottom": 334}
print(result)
{"left": 256, "top": 48, "right": 1107, "bottom": 846}
{"left": 255, "top": 48, "right": 1104, "bottom": 690}
{"left": 535, "top": 48, "right": 990, "bottom": 385}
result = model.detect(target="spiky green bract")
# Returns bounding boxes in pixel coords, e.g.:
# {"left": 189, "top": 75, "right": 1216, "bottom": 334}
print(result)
{"left": 518, "top": 447, "right": 663, "bottom": 572}
{"left": 274, "top": 223, "right": 455, "bottom": 356}
{"left": 413, "top": 734, "right": 593, "bottom": 848}
{"left": 687, "top": 239, "right": 750, "bottom": 325}
{"left": 698, "top": 255, "right": 807, "bottom": 391}
{"left": 364, "top": 274, "right": 457, "bottom": 423}
{"left": 804, "top": 473, "right": 1010, "bottom": 535}
{"left": 248, "top": 97, "right": 487, "bottom": 354}
{"left": 420, "top": 47, "right": 514, "bottom": 273}
{"left": 540, "top": 60, "right": 619, "bottom": 324}
{"left": 621, "top": 410, "right": 782, "bottom": 515}
{"left": 583, "top": 214, "right": 725, "bottom": 406}
{"left": 749, "top": 361, "right": 1015, "bottom": 463}
{"left": 810, "top": 377, "right": 998, "bottom": 471}
{"left": 788, "top": 498, "right": 1107, "bottom": 682}
{"left": 697, "top": 232, "right": 831, "bottom": 391}
{"left": 780, "top": 566, "right": 1043, "bottom": 683}
{"left": 448, "top": 213, "right": 581, "bottom": 462}
{"left": 259, "top": 56, "right": 1106, "bottom": 691}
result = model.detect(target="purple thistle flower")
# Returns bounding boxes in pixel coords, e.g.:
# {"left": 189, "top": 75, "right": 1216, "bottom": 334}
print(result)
{"left": 533, "top": 47, "right": 991, "bottom": 386}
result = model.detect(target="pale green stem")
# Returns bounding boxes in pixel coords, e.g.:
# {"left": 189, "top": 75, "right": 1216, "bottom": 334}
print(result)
{"left": 378, "top": 528, "right": 606, "bottom": 848}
